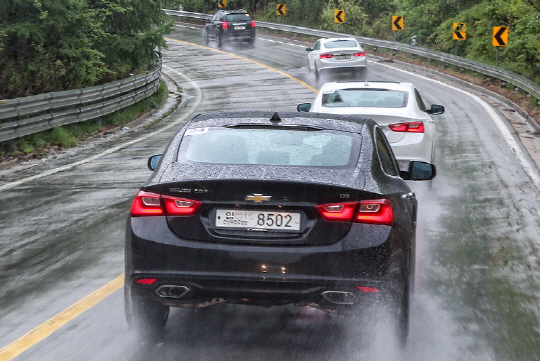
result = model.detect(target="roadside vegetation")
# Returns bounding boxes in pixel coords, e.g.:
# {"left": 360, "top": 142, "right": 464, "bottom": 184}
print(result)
{"left": 0, "top": 0, "right": 172, "bottom": 99}
{"left": 172, "top": 0, "right": 540, "bottom": 84}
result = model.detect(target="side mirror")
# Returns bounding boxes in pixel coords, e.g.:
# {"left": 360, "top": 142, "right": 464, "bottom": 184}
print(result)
{"left": 427, "top": 104, "right": 444, "bottom": 115}
{"left": 297, "top": 103, "right": 311, "bottom": 112}
{"left": 147, "top": 154, "right": 162, "bottom": 171}
{"left": 306, "top": 47, "right": 313, "bottom": 51}
{"left": 203, "top": 18, "right": 210, "bottom": 24}
{"left": 400, "top": 161, "right": 436, "bottom": 181}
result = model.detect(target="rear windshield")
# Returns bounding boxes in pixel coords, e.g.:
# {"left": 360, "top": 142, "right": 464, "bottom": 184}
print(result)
{"left": 322, "top": 88, "right": 408, "bottom": 108}
{"left": 177, "top": 127, "right": 360, "bottom": 167}
{"left": 324, "top": 40, "right": 358, "bottom": 49}
{"left": 226, "top": 14, "right": 251, "bottom": 21}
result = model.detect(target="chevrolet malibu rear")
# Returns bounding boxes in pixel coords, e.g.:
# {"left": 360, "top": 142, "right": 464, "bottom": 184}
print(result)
{"left": 125, "top": 111, "right": 435, "bottom": 343}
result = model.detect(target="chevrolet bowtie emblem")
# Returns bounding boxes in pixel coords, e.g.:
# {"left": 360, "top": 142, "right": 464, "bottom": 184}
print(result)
{"left": 246, "top": 194, "right": 272, "bottom": 202}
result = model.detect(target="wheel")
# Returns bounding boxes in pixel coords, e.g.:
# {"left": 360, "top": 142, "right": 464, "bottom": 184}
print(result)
{"left": 125, "top": 285, "right": 170, "bottom": 340}
{"left": 216, "top": 33, "right": 223, "bottom": 48}
{"left": 307, "top": 60, "right": 312, "bottom": 73}
{"left": 203, "top": 29, "right": 209, "bottom": 45}
{"left": 314, "top": 64, "right": 320, "bottom": 79}
{"left": 389, "top": 280, "right": 410, "bottom": 346}
{"left": 247, "top": 37, "right": 255, "bottom": 47}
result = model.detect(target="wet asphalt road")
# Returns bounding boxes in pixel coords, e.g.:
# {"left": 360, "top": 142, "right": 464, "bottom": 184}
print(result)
{"left": 1, "top": 22, "right": 540, "bottom": 361}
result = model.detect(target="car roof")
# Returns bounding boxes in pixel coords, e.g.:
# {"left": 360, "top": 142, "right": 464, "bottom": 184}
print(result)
{"left": 320, "top": 37, "right": 358, "bottom": 42}
{"left": 218, "top": 9, "right": 249, "bottom": 14}
{"left": 319, "top": 81, "right": 414, "bottom": 92}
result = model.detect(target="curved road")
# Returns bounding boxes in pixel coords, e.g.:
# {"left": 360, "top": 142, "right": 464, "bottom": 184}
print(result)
{"left": 1, "top": 22, "right": 540, "bottom": 361}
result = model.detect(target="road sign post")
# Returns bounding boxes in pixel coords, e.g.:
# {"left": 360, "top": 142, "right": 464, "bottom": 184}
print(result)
{"left": 276, "top": 4, "right": 286, "bottom": 24}
{"left": 493, "top": 26, "right": 508, "bottom": 67}
{"left": 453, "top": 23, "right": 466, "bottom": 56}
{"left": 334, "top": 10, "right": 345, "bottom": 32}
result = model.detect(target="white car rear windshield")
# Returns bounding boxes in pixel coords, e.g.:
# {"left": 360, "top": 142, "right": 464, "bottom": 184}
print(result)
{"left": 325, "top": 40, "right": 358, "bottom": 48}
{"left": 178, "top": 127, "right": 359, "bottom": 167}
{"left": 322, "top": 88, "right": 409, "bottom": 108}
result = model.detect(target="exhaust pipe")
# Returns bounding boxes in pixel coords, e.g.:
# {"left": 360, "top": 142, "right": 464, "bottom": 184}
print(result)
{"left": 156, "top": 285, "right": 190, "bottom": 299}
{"left": 322, "top": 291, "right": 358, "bottom": 305}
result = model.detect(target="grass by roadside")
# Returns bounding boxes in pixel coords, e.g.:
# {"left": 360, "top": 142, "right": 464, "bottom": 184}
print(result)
{"left": 0, "top": 79, "right": 170, "bottom": 166}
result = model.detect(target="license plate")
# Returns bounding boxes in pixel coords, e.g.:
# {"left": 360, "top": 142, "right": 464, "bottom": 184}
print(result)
{"left": 335, "top": 55, "right": 351, "bottom": 60}
{"left": 215, "top": 209, "right": 301, "bottom": 231}
{"left": 234, "top": 25, "right": 246, "bottom": 30}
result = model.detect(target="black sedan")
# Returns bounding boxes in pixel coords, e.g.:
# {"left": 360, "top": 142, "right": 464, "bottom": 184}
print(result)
{"left": 124, "top": 111, "right": 435, "bottom": 344}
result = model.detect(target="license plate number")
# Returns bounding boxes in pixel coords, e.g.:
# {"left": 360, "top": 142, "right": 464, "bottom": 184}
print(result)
{"left": 216, "top": 210, "right": 301, "bottom": 231}
{"left": 335, "top": 55, "right": 351, "bottom": 60}
{"left": 235, "top": 25, "right": 246, "bottom": 30}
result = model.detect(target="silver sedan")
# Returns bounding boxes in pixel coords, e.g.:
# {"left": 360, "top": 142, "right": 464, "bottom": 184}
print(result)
{"left": 306, "top": 38, "right": 367, "bottom": 78}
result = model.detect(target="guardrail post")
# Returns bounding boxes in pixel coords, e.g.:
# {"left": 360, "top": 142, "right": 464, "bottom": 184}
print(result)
{"left": 500, "top": 80, "right": 506, "bottom": 88}
{"left": 392, "top": 49, "right": 397, "bottom": 57}
{"left": 460, "top": 68, "right": 464, "bottom": 74}
{"left": 514, "top": 86, "right": 520, "bottom": 94}
{"left": 372, "top": 46, "right": 377, "bottom": 52}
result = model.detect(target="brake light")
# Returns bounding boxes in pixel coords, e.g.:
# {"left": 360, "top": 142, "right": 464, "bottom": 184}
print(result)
{"left": 314, "top": 199, "right": 393, "bottom": 225}
{"left": 222, "top": 21, "right": 228, "bottom": 29}
{"left": 353, "top": 52, "right": 366, "bottom": 57}
{"left": 389, "top": 121, "right": 424, "bottom": 133}
{"left": 357, "top": 286, "right": 381, "bottom": 293}
{"left": 131, "top": 191, "right": 202, "bottom": 217}
{"left": 131, "top": 191, "right": 164, "bottom": 216}
{"left": 320, "top": 53, "right": 333, "bottom": 59}
{"left": 355, "top": 199, "right": 393, "bottom": 225}
{"left": 251, "top": 20, "right": 256, "bottom": 28}
{"left": 162, "top": 196, "right": 202, "bottom": 216}
{"left": 314, "top": 202, "right": 356, "bottom": 221}
{"left": 136, "top": 278, "right": 157, "bottom": 285}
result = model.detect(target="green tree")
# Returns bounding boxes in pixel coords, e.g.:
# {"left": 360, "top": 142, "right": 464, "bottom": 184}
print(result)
{"left": 0, "top": 0, "right": 171, "bottom": 99}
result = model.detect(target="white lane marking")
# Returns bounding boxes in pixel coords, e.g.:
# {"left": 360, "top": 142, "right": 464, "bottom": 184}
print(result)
{"left": 376, "top": 61, "right": 540, "bottom": 188}
{"left": 259, "top": 38, "right": 306, "bottom": 48}
{"left": 0, "top": 66, "right": 202, "bottom": 192}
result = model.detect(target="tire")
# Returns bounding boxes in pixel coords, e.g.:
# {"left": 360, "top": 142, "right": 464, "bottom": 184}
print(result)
{"left": 314, "top": 64, "right": 320, "bottom": 80}
{"left": 125, "top": 285, "right": 170, "bottom": 340}
{"left": 216, "top": 33, "right": 223, "bottom": 48}
{"left": 247, "top": 37, "right": 255, "bottom": 47}
{"left": 307, "top": 60, "right": 312, "bottom": 73}
{"left": 389, "top": 280, "right": 410, "bottom": 346}
{"left": 203, "top": 29, "right": 209, "bottom": 45}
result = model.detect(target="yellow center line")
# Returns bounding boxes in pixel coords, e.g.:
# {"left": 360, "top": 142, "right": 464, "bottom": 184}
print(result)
{"left": 165, "top": 38, "right": 318, "bottom": 93}
{"left": 0, "top": 37, "right": 315, "bottom": 361}
{"left": 0, "top": 274, "right": 124, "bottom": 361}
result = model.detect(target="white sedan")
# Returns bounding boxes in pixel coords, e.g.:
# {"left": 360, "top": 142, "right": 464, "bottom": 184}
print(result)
{"left": 306, "top": 38, "right": 367, "bottom": 79}
{"left": 298, "top": 81, "right": 444, "bottom": 170}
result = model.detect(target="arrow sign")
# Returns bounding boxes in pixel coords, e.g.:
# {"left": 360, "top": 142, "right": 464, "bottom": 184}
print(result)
{"left": 218, "top": 0, "right": 226, "bottom": 8}
{"left": 277, "top": 4, "right": 286, "bottom": 16}
{"left": 392, "top": 16, "right": 404, "bottom": 31}
{"left": 334, "top": 10, "right": 345, "bottom": 23}
{"left": 493, "top": 26, "right": 508, "bottom": 46}
{"left": 453, "top": 23, "right": 466, "bottom": 40}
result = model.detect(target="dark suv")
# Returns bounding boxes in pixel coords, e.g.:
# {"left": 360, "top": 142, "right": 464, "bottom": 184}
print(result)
{"left": 203, "top": 9, "right": 256, "bottom": 47}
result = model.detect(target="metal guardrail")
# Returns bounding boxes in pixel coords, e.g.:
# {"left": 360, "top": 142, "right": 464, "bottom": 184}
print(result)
{"left": 166, "top": 9, "right": 540, "bottom": 106}
{"left": 0, "top": 60, "right": 162, "bottom": 143}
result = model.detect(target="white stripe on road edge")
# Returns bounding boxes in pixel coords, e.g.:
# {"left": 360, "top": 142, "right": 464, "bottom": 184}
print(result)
{"left": 0, "top": 66, "right": 202, "bottom": 192}
{"left": 377, "top": 61, "right": 540, "bottom": 188}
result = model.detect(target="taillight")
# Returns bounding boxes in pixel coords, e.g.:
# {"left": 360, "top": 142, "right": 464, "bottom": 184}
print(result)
{"left": 389, "top": 121, "right": 424, "bottom": 133}
{"left": 353, "top": 52, "right": 366, "bottom": 57}
{"left": 314, "top": 199, "right": 393, "bottom": 225}
{"left": 357, "top": 286, "right": 381, "bottom": 293}
{"left": 355, "top": 199, "right": 393, "bottom": 225}
{"left": 314, "top": 202, "right": 357, "bottom": 221}
{"left": 136, "top": 278, "right": 157, "bottom": 285}
{"left": 131, "top": 191, "right": 164, "bottom": 216}
{"left": 320, "top": 53, "right": 333, "bottom": 59}
{"left": 162, "top": 196, "right": 202, "bottom": 216}
{"left": 222, "top": 21, "right": 228, "bottom": 29}
{"left": 130, "top": 191, "right": 202, "bottom": 217}
{"left": 251, "top": 20, "right": 256, "bottom": 28}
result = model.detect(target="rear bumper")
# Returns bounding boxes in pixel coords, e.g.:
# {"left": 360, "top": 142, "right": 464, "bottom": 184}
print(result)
{"left": 125, "top": 217, "right": 410, "bottom": 310}
{"left": 222, "top": 30, "right": 255, "bottom": 42}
